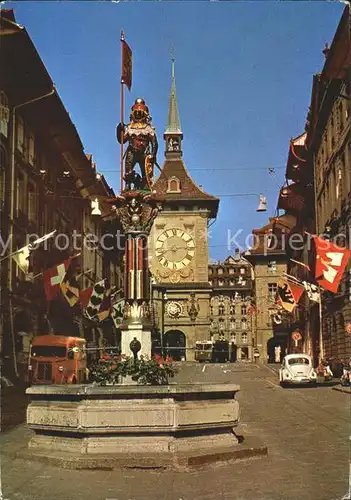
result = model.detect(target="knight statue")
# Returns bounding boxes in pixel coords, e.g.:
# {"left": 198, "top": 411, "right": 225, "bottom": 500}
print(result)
{"left": 117, "top": 98, "right": 158, "bottom": 191}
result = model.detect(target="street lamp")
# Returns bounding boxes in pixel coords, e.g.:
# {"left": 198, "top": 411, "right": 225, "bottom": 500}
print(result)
{"left": 91, "top": 198, "right": 101, "bottom": 216}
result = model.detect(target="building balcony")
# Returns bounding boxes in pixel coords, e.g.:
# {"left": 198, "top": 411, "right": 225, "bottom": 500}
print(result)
{"left": 285, "top": 133, "right": 311, "bottom": 183}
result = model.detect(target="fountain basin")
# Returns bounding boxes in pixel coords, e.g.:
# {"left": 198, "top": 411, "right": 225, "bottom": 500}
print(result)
{"left": 25, "top": 383, "right": 266, "bottom": 469}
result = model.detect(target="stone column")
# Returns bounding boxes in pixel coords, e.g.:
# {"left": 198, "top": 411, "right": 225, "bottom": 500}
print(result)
{"left": 111, "top": 191, "right": 163, "bottom": 359}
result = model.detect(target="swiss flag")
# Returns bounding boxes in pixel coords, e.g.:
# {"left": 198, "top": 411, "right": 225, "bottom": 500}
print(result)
{"left": 313, "top": 236, "right": 351, "bottom": 293}
{"left": 43, "top": 259, "right": 72, "bottom": 301}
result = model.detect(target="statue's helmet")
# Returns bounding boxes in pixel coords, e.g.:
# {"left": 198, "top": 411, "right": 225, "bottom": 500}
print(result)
{"left": 130, "top": 98, "right": 149, "bottom": 121}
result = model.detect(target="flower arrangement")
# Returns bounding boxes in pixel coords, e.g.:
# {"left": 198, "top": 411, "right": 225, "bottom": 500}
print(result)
{"left": 88, "top": 354, "right": 178, "bottom": 386}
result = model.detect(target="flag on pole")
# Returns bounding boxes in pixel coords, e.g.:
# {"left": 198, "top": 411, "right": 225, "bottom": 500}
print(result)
{"left": 276, "top": 279, "right": 304, "bottom": 312}
{"left": 43, "top": 259, "right": 72, "bottom": 301}
{"left": 302, "top": 281, "right": 321, "bottom": 303}
{"left": 11, "top": 230, "right": 57, "bottom": 274}
{"left": 85, "top": 279, "right": 108, "bottom": 320}
{"left": 60, "top": 271, "right": 80, "bottom": 307}
{"left": 79, "top": 287, "right": 93, "bottom": 309}
{"left": 29, "top": 230, "right": 57, "bottom": 249}
{"left": 121, "top": 34, "right": 132, "bottom": 91}
{"left": 112, "top": 298, "right": 125, "bottom": 328}
{"left": 312, "top": 235, "right": 351, "bottom": 293}
{"left": 12, "top": 245, "right": 31, "bottom": 274}
{"left": 290, "top": 258, "right": 311, "bottom": 272}
{"left": 97, "top": 283, "right": 112, "bottom": 322}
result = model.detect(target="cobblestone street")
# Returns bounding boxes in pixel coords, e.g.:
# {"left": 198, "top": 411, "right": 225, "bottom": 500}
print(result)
{"left": 1, "top": 363, "right": 350, "bottom": 500}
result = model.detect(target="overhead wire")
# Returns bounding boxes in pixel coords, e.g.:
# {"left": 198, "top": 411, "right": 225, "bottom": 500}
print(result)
{"left": 98, "top": 166, "right": 286, "bottom": 173}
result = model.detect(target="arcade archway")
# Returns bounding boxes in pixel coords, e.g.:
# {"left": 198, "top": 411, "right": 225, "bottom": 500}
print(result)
{"left": 267, "top": 336, "right": 286, "bottom": 363}
{"left": 163, "top": 330, "right": 186, "bottom": 361}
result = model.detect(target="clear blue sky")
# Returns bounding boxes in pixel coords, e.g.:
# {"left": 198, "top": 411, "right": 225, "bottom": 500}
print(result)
{"left": 7, "top": 1, "right": 344, "bottom": 261}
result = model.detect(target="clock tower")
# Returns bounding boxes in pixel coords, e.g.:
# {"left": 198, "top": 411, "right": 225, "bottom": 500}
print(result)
{"left": 149, "top": 58, "right": 219, "bottom": 361}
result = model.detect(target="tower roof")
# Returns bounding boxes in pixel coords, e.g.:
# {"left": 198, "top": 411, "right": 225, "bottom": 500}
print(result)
{"left": 152, "top": 159, "right": 219, "bottom": 217}
{"left": 164, "top": 58, "right": 182, "bottom": 135}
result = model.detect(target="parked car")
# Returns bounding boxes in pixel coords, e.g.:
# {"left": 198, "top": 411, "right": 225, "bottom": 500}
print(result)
{"left": 279, "top": 354, "right": 317, "bottom": 387}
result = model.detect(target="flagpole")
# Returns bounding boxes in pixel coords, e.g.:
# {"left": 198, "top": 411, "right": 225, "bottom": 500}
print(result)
{"left": 120, "top": 30, "right": 125, "bottom": 193}
{"left": 318, "top": 285, "right": 324, "bottom": 362}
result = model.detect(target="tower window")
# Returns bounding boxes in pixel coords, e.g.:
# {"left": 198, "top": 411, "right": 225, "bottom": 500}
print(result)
{"left": 268, "top": 261, "right": 277, "bottom": 273}
{"left": 167, "top": 176, "right": 181, "bottom": 193}
{"left": 268, "top": 283, "right": 277, "bottom": 300}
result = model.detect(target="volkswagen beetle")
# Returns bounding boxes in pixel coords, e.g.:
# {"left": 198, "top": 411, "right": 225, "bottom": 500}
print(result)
{"left": 279, "top": 354, "right": 317, "bottom": 387}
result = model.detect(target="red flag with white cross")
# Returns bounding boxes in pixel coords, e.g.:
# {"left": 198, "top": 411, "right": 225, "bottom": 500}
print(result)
{"left": 43, "top": 259, "right": 72, "bottom": 301}
{"left": 312, "top": 235, "right": 351, "bottom": 293}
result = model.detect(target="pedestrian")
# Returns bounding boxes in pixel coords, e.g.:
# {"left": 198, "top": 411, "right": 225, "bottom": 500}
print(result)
{"left": 317, "top": 359, "right": 325, "bottom": 377}
{"left": 323, "top": 360, "right": 333, "bottom": 381}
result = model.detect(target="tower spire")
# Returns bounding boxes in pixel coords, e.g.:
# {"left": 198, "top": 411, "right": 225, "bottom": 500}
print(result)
{"left": 164, "top": 53, "right": 183, "bottom": 158}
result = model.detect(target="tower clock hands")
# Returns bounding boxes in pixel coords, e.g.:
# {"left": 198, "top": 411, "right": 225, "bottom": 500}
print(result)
{"left": 156, "top": 245, "right": 190, "bottom": 256}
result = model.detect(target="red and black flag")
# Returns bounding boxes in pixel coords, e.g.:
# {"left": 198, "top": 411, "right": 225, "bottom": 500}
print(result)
{"left": 60, "top": 269, "right": 80, "bottom": 307}
{"left": 276, "top": 279, "right": 304, "bottom": 313}
{"left": 121, "top": 32, "right": 132, "bottom": 91}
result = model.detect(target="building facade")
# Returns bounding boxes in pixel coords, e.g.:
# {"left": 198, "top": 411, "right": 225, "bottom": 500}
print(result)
{"left": 245, "top": 219, "right": 289, "bottom": 363}
{"left": 208, "top": 251, "right": 255, "bottom": 361}
{"left": 307, "top": 6, "right": 351, "bottom": 361}
{"left": 0, "top": 10, "right": 123, "bottom": 380}
{"left": 149, "top": 60, "right": 219, "bottom": 361}
{"left": 276, "top": 132, "right": 320, "bottom": 363}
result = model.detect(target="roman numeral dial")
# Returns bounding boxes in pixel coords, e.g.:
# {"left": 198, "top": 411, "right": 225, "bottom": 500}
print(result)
{"left": 156, "top": 228, "right": 195, "bottom": 269}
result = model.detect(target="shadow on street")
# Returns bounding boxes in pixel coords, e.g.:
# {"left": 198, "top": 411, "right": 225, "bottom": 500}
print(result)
{"left": 1, "top": 384, "right": 29, "bottom": 433}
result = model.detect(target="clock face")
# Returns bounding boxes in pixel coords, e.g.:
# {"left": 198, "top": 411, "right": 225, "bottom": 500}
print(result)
{"left": 155, "top": 228, "right": 195, "bottom": 270}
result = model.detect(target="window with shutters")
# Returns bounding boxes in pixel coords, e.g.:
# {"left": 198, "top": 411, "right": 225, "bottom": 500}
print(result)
{"left": 338, "top": 101, "right": 344, "bottom": 133}
{"left": 241, "top": 332, "right": 248, "bottom": 343}
{"left": 17, "top": 116, "right": 24, "bottom": 153}
{"left": 16, "top": 171, "right": 25, "bottom": 215}
{"left": 0, "top": 91, "right": 9, "bottom": 138}
{"left": 28, "top": 132, "right": 35, "bottom": 166}
{"left": 28, "top": 183, "right": 37, "bottom": 222}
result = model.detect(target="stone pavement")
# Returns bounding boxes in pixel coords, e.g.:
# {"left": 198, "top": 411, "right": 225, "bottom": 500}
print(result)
{"left": 1, "top": 362, "right": 350, "bottom": 500}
